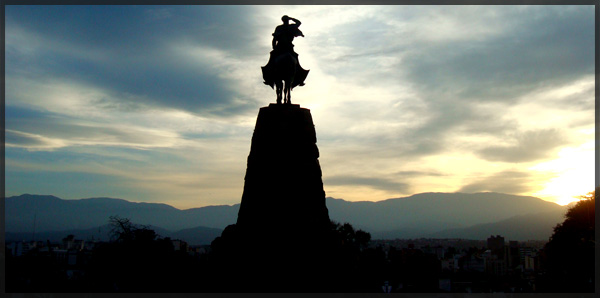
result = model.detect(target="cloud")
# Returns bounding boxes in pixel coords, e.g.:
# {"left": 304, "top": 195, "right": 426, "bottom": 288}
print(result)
{"left": 379, "top": 6, "right": 592, "bottom": 161}
{"left": 524, "top": 76, "right": 595, "bottom": 112}
{"left": 301, "top": 6, "right": 593, "bottom": 164}
{"left": 324, "top": 175, "right": 410, "bottom": 193}
{"left": 5, "top": 6, "right": 268, "bottom": 118}
{"left": 6, "top": 130, "right": 66, "bottom": 150}
{"left": 458, "top": 170, "right": 536, "bottom": 194}
{"left": 3, "top": 6, "right": 595, "bottom": 207}
{"left": 400, "top": 6, "right": 593, "bottom": 101}
{"left": 5, "top": 77, "right": 256, "bottom": 151}
{"left": 5, "top": 107, "right": 182, "bottom": 150}
{"left": 476, "top": 129, "right": 568, "bottom": 163}
{"left": 374, "top": 9, "right": 587, "bottom": 134}
{"left": 394, "top": 170, "right": 446, "bottom": 178}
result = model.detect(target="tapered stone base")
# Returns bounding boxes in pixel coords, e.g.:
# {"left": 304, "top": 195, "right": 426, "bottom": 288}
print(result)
{"left": 236, "top": 103, "right": 330, "bottom": 234}
{"left": 210, "top": 104, "right": 334, "bottom": 292}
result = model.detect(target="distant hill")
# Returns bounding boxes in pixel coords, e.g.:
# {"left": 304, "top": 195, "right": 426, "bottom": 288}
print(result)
{"left": 6, "top": 224, "right": 115, "bottom": 243}
{"left": 6, "top": 192, "right": 567, "bottom": 242}
{"left": 423, "top": 209, "right": 566, "bottom": 241}
{"left": 5, "top": 223, "right": 223, "bottom": 246}
{"left": 326, "top": 192, "right": 567, "bottom": 240}
{"left": 6, "top": 194, "right": 239, "bottom": 232}
{"left": 169, "top": 226, "right": 223, "bottom": 246}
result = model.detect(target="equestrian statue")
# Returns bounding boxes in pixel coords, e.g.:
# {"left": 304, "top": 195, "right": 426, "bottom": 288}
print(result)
{"left": 261, "top": 15, "right": 309, "bottom": 105}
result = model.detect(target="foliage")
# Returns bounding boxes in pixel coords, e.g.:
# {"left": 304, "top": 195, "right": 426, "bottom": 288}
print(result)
{"left": 208, "top": 220, "right": 377, "bottom": 292}
{"left": 548, "top": 189, "right": 595, "bottom": 246}
{"left": 329, "top": 220, "right": 372, "bottom": 250}
{"left": 540, "top": 188, "right": 595, "bottom": 292}
{"left": 108, "top": 215, "right": 158, "bottom": 243}
{"left": 87, "top": 216, "right": 207, "bottom": 292}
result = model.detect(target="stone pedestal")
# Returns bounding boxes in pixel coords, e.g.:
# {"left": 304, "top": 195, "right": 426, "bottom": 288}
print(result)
{"left": 236, "top": 104, "right": 330, "bottom": 236}
{"left": 211, "top": 104, "right": 333, "bottom": 291}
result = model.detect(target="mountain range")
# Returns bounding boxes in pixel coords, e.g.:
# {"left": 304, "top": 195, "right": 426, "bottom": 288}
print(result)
{"left": 5, "top": 192, "right": 568, "bottom": 245}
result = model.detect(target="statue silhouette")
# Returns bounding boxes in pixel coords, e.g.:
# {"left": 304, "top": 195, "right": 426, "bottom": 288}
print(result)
{"left": 261, "top": 15, "right": 309, "bottom": 105}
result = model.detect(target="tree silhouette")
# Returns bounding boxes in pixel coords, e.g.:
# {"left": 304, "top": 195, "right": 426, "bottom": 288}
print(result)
{"left": 86, "top": 216, "right": 210, "bottom": 292}
{"left": 108, "top": 215, "right": 158, "bottom": 243}
{"left": 540, "top": 189, "right": 595, "bottom": 292}
{"left": 208, "top": 220, "right": 375, "bottom": 292}
{"left": 330, "top": 221, "right": 372, "bottom": 250}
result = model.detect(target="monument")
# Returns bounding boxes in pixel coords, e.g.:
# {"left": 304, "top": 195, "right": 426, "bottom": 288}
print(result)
{"left": 261, "top": 15, "right": 309, "bottom": 104}
{"left": 210, "top": 16, "right": 333, "bottom": 292}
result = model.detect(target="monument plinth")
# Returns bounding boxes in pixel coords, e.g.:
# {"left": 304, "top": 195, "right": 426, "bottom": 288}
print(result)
{"left": 236, "top": 103, "right": 330, "bottom": 242}
{"left": 209, "top": 104, "right": 333, "bottom": 292}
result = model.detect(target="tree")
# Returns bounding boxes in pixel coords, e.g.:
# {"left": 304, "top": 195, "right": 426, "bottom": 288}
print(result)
{"left": 329, "top": 221, "right": 371, "bottom": 250}
{"left": 108, "top": 215, "right": 157, "bottom": 243}
{"left": 88, "top": 216, "right": 182, "bottom": 291}
{"left": 208, "top": 220, "right": 375, "bottom": 292}
{"left": 541, "top": 188, "right": 595, "bottom": 292}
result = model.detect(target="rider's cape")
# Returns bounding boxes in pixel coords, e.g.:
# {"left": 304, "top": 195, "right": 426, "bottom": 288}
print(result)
{"left": 261, "top": 52, "right": 309, "bottom": 90}
{"left": 261, "top": 24, "right": 309, "bottom": 89}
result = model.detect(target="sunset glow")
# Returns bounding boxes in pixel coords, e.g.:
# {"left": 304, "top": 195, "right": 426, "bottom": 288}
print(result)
{"left": 5, "top": 5, "right": 595, "bottom": 209}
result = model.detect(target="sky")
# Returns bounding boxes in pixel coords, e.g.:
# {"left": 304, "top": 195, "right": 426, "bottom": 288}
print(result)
{"left": 4, "top": 5, "right": 596, "bottom": 209}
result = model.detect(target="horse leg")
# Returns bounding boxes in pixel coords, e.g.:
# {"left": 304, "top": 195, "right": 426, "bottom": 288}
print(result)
{"left": 285, "top": 81, "right": 292, "bottom": 104}
{"left": 276, "top": 81, "right": 283, "bottom": 104}
{"left": 282, "top": 81, "right": 287, "bottom": 104}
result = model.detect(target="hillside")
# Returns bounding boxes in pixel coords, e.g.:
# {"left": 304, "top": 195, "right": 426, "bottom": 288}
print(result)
{"left": 6, "top": 192, "right": 567, "bottom": 241}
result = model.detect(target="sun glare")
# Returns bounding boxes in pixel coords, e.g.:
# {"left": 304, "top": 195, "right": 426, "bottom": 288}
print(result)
{"left": 530, "top": 140, "right": 595, "bottom": 205}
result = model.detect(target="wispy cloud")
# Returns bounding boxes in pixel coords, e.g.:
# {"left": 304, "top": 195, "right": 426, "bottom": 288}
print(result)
{"left": 458, "top": 170, "right": 537, "bottom": 194}
{"left": 5, "top": 5, "right": 595, "bottom": 207}
{"left": 325, "top": 175, "right": 410, "bottom": 193}
{"left": 6, "top": 130, "right": 67, "bottom": 151}
{"left": 476, "top": 129, "right": 568, "bottom": 163}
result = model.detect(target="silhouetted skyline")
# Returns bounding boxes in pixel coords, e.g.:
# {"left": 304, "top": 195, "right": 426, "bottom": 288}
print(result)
{"left": 5, "top": 192, "right": 570, "bottom": 243}
{"left": 5, "top": 6, "right": 594, "bottom": 208}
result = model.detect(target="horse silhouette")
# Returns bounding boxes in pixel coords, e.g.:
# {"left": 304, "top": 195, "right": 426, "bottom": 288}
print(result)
{"left": 262, "top": 52, "right": 309, "bottom": 105}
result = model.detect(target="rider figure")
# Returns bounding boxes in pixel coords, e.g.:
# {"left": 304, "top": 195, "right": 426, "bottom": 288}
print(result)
{"left": 272, "top": 15, "right": 303, "bottom": 60}
{"left": 262, "top": 15, "right": 308, "bottom": 89}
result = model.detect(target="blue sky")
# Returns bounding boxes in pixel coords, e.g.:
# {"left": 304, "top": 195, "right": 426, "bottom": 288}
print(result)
{"left": 5, "top": 5, "right": 595, "bottom": 208}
